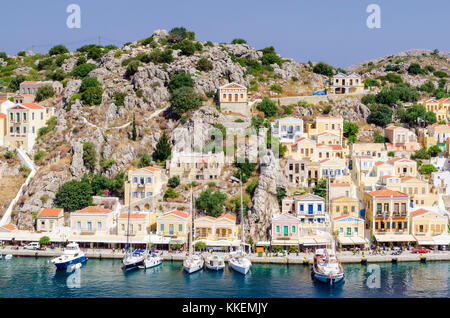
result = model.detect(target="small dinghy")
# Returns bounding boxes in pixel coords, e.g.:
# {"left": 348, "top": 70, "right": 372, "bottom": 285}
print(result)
{"left": 5, "top": 254, "right": 12, "bottom": 260}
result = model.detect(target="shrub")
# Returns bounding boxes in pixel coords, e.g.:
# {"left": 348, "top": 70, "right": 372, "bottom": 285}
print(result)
{"left": 260, "top": 46, "right": 283, "bottom": 66}
{"left": 113, "top": 92, "right": 127, "bottom": 106}
{"left": 367, "top": 104, "right": 393, "bottom": 127}
{"left": 37, "top": 58, "right": 53, "bottom": 71}
{"left": 49, "top": 68, "right": 66, "bottom": 81}
{"left": 387, "top": 151, "right": 395, "bottom": 157}
{"left": 231, "top": 38, "right": 247, "bottom": 44}
{"left": 164, "top": 187, "right": 179, "bottom": 199}
{"left": 168, "top": 72, "right": 194, "bottom": 93}
{"left": 137, "top": 153, "right": 152, "bottom": 168}
{"left": 385, "top": 73, "right": 403, "bottom": 83}
{"left": 49, "top": 45, "right": 69, "bottom": 56}
{"left": 269, "top": 84, "right": 283, "bottom": 94}
{"left": 125, "top": 60, "right": 140, "bottom": 77}
{"left": 196, "top": 57, "right": 213, "bottom": 72}
{"left": 433, "top": 71, "right": 448, "bottom": 78}
{"left": 39, "top": 236, "right": 51, "bottom": 245}
{"left": 246, "top": 178, "right": 258, "bottom": 197}
{"left": 420, "top": 164, "right": 437, "bottom": 175}
{"left": 33, "top": 150, "right": 46, "bottom": 163}
{"left": 72, "top": 63, "right": 98, "bottom": 78}
{"left": 82, "top": 86, "right": 103, "bottom": 105}
{"left": 80, "top": 76, "right": 99, "bottom": 92}
{"left": 195, "top": 189, "right": 227, "bottom": 217}
{"left": 179, "top": 40, "right": 196, "bottom": 56}
{"left": 35, "top": 85, "right": 55, "bottom": 102}
{"left": 153, "top": 132, "right": 171, "bottom": 162}
{"left": 343, "top": 121, "right": 359, "bottom": 140}
{"left": 8, "top": 75, "right": 26, "bottom": 92}
{"left": 169, "top": 86, "right": 201, "bottom": 118}
{"left": 168, "top": 27, "right": 191, "bottom": 44}
{"left": 407, "top": 63, "right": 424, "bottom": 75}
{"left": 168, "top": 176, "right": 180, "bottom": 188}
{"left": 257, "top": 97, "right": 278, "bottom": 118}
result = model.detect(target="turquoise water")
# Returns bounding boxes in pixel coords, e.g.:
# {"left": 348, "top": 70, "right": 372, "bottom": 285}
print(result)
{"left": 0, "top": 257, "right": 448, "bottom": 297}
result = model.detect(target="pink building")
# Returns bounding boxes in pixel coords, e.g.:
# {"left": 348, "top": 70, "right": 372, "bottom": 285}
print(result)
{"left": 384, "top": 126, "right": 419, "bottom": 152}
{"left": 271, "top": 213, "right": 301, "bottom": 240}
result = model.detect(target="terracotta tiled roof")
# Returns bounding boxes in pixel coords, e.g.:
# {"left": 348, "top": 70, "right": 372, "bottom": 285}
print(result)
{"left": 1, "top": 224, "right": 17, "bottom": 231}
{"left": 218, "top": 213, "right": 236, "bottom": 221}
{"left": 410, "top": 209, "right": 430, "bottom": 218}
{"left": 142, "top": 166, "right": 161, "bottom": 172}
{"left": 368, "top": 189, "right": 408, "bottom": 198}
{"left": 330, "top": 183, "right": 350, "bottom": 187}
{"left": 22, "top": 81, "right": 38, "bottom": 84}
{"left": 375, "top": 161, "right": 385, "bottom": 166}
{"left": 330, "top": 144, "right": 343, "bottom": 150}
{"left": 119, "top": 213, "right": 147, "bottom": 219}
{"left": 77, "top": 206, "right": 112, "bottom": 214}
{"left": 163, "top": 210, "right": 189, "bottom": 219}
{"left": 21, "top": 103, "right": 44, "bottom": 110}
{"left": 38, "top": 208, "right": 63, "bottom": 217}
{"left": 333, "top": 215, "right": 363, "bottom": 221}
{"left": 331, "top": 196, "right": 358, "bottom": 201}
{"left": 0, "top": 113, "right": 6, "bottom": 119}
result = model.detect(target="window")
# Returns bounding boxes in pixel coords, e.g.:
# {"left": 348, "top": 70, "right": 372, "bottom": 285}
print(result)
{"left": 138, "top": 224, "right": 142, "bottom": 232}
{"left": 296, "top": 125, "right": 301, "bottom": 132}
{"left": 377, "top": 203, "right": 382, "bottom": 213}
{"left": 23, "top": 113, "right": 27, "bottom": 121}
{"left": 16, "top": 113, "right": 20, "bottom": 122}
{"left": 346, "top": 227, "right": 351, "bottom": 236}
{"left": 160, "top": 224, "right": 164, "bottom": 231}
{"left": 141, "top": 192, "right": 145, "bottom": 199}
{"left": 97, "top": 222, "right": 102, "bottom": 231}
{"left": 179, "top": 224, "right": 182, "bottom": 232}
{"left": 32, "top": 112, "right": 35, "bottom": 120}
{"left": 77, "top": 221, "right": 81, "bottom": 230}
{"left": 16, "top": 127, "right": 20, "bottom": 134}
{"left": 299, "top": 204, "right": 304, "bottom": 212}
{"left": 140, "top": 177, "right": 144, "bottom": 184}
{"left": 336, "top": 206, "right": 340, "bottom": 213}
{"left": 169, "top": 224, "right": 174, "bottom": 235}
{"left": 32, "top": 126, "right": 35, "bottom": 133}
{"left": 404, "top": 222, "right": 407, "bottom": 230}
{"left": 292, "top": 226, "right": 296, "bottom": 233}
{"left": 23, "top": 126, "right": 26, "bottom": 134}
{"left": 133, "top": 177, "right": 138, "bottom": 183}
{"left": 276, "top": 225, "right": 280, "bottom": 233}
{"left": 354, "top": 227, "right": 358, "bottom": 235}
{"left": 146, "top": 177, "right": 152, "bottom": 183}
{"left": 318, "top": 204, "right": 322, "bottom": 212}
{"left": 87, "top": 222, "right": 92, "bottom": 231}
{"left": 9, "top": 127, "right": 13, "bottom": 133}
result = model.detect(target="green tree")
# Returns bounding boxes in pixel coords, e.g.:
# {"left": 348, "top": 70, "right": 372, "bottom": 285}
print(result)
{"left": 82, "top": 86, "right": 103, "bottom": 105}
{"left": 196, "top": 57, "right": 214, "bottom": 72}
{"left": 373, "top": 131, "right": 386, "bottom": 143}
{"left": 49, "top": 45, "right": 69, "bottom": 56}
{"left": 428, "top": 145, "right": 442, "bottom": 157}
{"left": 313, "top": 62, "right": 334, "bottom": 76}
{"left": 257, "top": 97, "right": 278, "bottom": 118}
{"left": 367, "top": 104, "right": 393, "bottom": 127}
{"left": 83, "top": 142, "right": 97, "bottom": 171}
{"left": 276, "top": 187, "right": 286, "bottom": 205}
{"left": 313, "top": 178, "right": 327, "bottom": 198}
{"left": 168, "top": 72, "right": 194, "bottom": 93}
{"left": 411, "top": 147, "right": 430, "bottom": 160}
{"left": 164, "top": 187, "right": 179, "bottom": 199}
{"left": 343, "top": 121, "right": 359, "bottom": 140}
{"left": 131, "top": 113, "right": 137, "bottom": 141}
{"left": 179, "top": 40, "right": 196, "bottom": 56}
{"left": 195, "top": 189, "right": 227, "bottom": 217}
{"left": 8, "top": 75, "right": 26, "bottom": 92}
{"left": 408, "top": 63, "right": 424, "bottom": 75}
{"left": 227, "top": 192, "right": 251, "bottom": 215}
{"left": 234, "top": 157, "right": 256, "bottom": 183}
{"left": 420, "top": 164, "right": 437, "bottom": 175}
{"left": 169, "top": 86, "right": 201, "bottom": 118}
{"left": 55, "top": 180, "right": 93, "bottom": 212}
{"left": 168, "top": 27, "right": 190, "bottom": 44}
{"left": 246, "top": 178, "right": 258, "bottom": 197}
{"left": 231, "top": 38, "right": 247, "bottom": 44}
{"left": 137, "top": 153, "right": 152, "bottom": 168}
{"left": 80, "top": 76, "right": 99, "bottom": 92}
{"left": 39, "top": 236, "right": 50, "bottom": 245}
{"left": 35, "top": 85, "right": 55, "bottom": 102}
{"left": 72, "top": 63, "right": 98, "bottom": 78}
{"left": 49, "top": 68, "right": 66, "bottom": 81}
{"left": 154, "top": 132, "right": 171, "bottom": 162}
{"left": 168, "top": 176, "right": 180, "bottom": 188}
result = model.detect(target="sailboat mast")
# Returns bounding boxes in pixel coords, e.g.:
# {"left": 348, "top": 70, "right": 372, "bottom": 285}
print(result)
{"left": 240, "top": 177, "right": 244, "bottom": 247}
{"left": 189, "top": 186, "right": 193, "bottom": 254}
{"left": 125, "top": 178, "right": 132, "bottom": 256}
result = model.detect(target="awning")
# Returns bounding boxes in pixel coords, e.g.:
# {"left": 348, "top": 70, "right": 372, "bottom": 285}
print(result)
{"left": 375, "top": 234, "right": 416, "bottom": 243}
{"left": 337, "top": 236, "right": 367, "bottom": 245}
{"left": 194, "top": 239, "right": 240, "bottom": 247}
{"left": 271, "top": 239, "right": 300, "bottom": 246}
{"left": 146, "top": 234, "right": 171, "bottom": 244}
{"left": 256, "top": 241, "right": 271, "bottom": 246}
{"left": 431, "top": 234, "right": 450, "bottom": 245}
{"left": 299, "top": 237, "right": 317, "bottom": 246}
{"left": 414, "top": 236, "right": 436, "bottom": 245}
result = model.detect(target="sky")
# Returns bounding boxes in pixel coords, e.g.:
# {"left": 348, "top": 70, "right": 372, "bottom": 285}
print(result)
{"left": 2, "top": 0, "right": 449, "bottom": 68}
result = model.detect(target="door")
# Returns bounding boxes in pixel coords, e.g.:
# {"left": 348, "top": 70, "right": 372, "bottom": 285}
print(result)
{"left": 283, "top": 226, "right": 289, "bottom": 236}
{"left": 169, "top": 224, "right": 174, "bottom": 235}
{"left": 308, "top": 204, "right": 313, "bottom": 215}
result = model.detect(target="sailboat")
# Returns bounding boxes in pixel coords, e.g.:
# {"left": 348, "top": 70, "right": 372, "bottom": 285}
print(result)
{"left": 183, "top": 186, "right": 204, "bottom": 274}
{"left": 122, "top": 183, "right": 144, "bottom": 271}
{"left": 311, "top": 176, "right": 344, "bottom": 285}
{"left": 228, "top": 177, "right": 252, "bottom": 275}
{"left": 142, "top": 243, "right": 162, "bottom": 269}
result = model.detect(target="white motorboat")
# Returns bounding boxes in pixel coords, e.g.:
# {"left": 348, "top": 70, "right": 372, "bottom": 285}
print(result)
{"left": 5, "top": 254, "right": 12, "bottom": 260}
{"left": 183, "top": 253, "right": 204, "bottom": 274}
{"left": 51, "top": 242, "right": 87, "bottom": 270}
{"left": 229, "top": 178, "right": 252, "bottom": 275}
{"left": 229, "top": 251, "right": 251, "bottom": 275}
{"left": 204, "top": 254, "right": 225, "bottom": 271}
{"left": 142, "top": 251, "right": 162, "bottom": 269}
{"left": 312, "top": 248, "right": 344, "bottom": 285}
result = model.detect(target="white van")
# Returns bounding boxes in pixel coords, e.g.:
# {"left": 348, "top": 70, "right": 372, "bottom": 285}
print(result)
{"left": 24, "top": 242, "right": 40, "bottom": 250}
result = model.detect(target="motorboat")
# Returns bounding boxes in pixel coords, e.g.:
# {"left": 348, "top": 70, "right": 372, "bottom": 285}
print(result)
{"left": 204, "top": 254, "right": 225, "bottom": 271}
{"left": 122, "top": 250, "right": 144, "bottom": 271}
{"left": 312, "top": 248, "right": 344, "bottom": 285}
{"left": 51, "top": 242, "right": 87, "bottom": 270}
{"left": 5, "top": 254, "right": 12, "bottom": 260}
{"left": 229, "top": 250, "right": 251, "bottom": 275}
{"left": 183, "top": 253, "right": 204, "bottom": 274}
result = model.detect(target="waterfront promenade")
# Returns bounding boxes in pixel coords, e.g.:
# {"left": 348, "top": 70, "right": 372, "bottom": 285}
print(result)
{"left": 2, "top": 247, "right": 449, "bottom": 264}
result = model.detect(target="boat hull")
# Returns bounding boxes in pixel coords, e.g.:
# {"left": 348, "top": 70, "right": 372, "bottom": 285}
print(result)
{"left": 144, "top": 258, "right": 162, "bottom": 269}
{"left": 183, "top": 264, "right": 203, "bottom": 274}
{"left": 205, "top": 262, "right": 225, "bottom": 271}
{"left": 312, "top": 270, "right": 345, "bottom": 285}
{"left": 122, "top": 259, "right": 144, "bottom": 271}
{"left": 53, "top": 256, "right": 87, "bottom": 270}
{"left": 229, "top": 260, "right": 250, "bottom": 275}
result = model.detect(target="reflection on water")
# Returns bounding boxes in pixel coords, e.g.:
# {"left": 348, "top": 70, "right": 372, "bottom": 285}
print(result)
{"left": 0, "top": 257, "right": 448, "bottom": 298}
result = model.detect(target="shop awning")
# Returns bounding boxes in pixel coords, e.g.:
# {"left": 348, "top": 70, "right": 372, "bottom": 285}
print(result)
{"left": 256, "top": 241, "right": 271, "bottom": 246}
{"left": 271, "top": 239, "right": 300, "bottom": 246}
{"left": 375, "top": 234, "right": 416, "bottom": 243}
{"left": 194, "top": 239, "right": 240, "bottom": 247}
{"left": 414, "top": 236, "right": 436, "bottom": 245}
{"left": 299, "top": 237, "right": 317, "bottom": 246}
{"left": 337, "top": 236, "right": 367, "bottom": 245}
{"left": 431, "top": 234, "right": 450, "bottom": 245}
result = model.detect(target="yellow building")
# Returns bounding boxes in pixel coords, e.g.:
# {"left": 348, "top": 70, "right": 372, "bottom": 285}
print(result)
{"left": 118, "top": 213, "right": 150, "bottom": 236}
{"left": 419, "top": 98, "right": 447, "bottom": 122}
{"left": 410, "top": 209, "right": 448, "bottom": 237}
{"left": 389, "top": 157, "right": 417, "bottom": 178}
{"left": 306, "top": 116, "right": 343, "bottom": 141}
{"left": 70, "top": 206, "right": 114, "bottom": 235}
{"left": 327, "top": 73, "right": 364, "bottom": 94}
{"left": 194, "top": 213, "right": 239, "bottom": 249}
{"left": 396, "top": 176, "right": 438, "bottom": 207}
{"left": 332, "top": 216, "right": 366, "bottom": 247}
{"left": 288, "top": 137, "right": 316, "bottom": 160}
{"left": 418, "top": 123, "right": 450, "bottom": 151}
{"left": 4, "top": 102, "right": 54, "bottom": 151}
{"left": 124, "top": 166, "right": 163, "bottom": 206}
{"left": 156, "top": 210, "right": 190, "bottom": 245}
{"left": 218, "top": 82, "right": 250, "bottom": 116}
{"left": 330, "top": 196, "right": 359, "bottom": 219}
{"left": 316, "top": 131, "right": 342, "bottom": 146}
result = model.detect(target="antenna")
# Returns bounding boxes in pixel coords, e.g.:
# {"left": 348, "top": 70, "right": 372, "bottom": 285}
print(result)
{"left": 240, "top": 175, "right": 244, "bottom": 249}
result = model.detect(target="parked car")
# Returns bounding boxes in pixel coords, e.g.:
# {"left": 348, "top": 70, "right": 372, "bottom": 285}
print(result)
{"left": 24, "top": 242, "right": 40, "bottom": 250}
{"left": 413, "top": 247, "right": 431, "bottom": 253}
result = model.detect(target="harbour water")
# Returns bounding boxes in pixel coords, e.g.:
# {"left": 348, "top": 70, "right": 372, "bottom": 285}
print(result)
{"left": 0, "top": 257, "right": 448, "bottom": 298}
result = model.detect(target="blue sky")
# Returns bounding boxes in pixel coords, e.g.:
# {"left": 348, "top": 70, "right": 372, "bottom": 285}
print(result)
{"left": 2, "top": 0, "right": 449, "bottom": 67}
